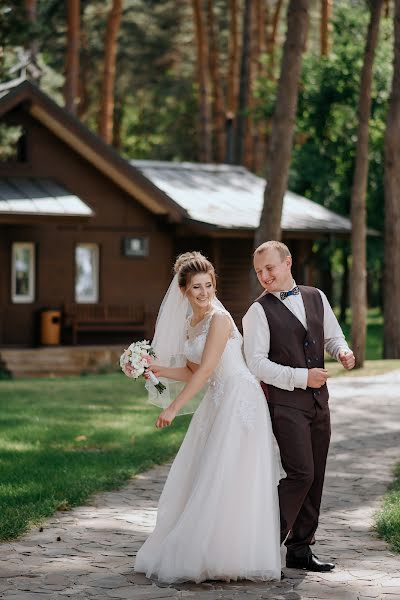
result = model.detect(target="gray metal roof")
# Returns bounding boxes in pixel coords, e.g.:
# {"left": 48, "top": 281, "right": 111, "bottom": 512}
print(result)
{"left": 131, "top": 160, "right": 352, "bottom": 233}
{"left": 0, "top": 178, "right": 93, "bottom": 217}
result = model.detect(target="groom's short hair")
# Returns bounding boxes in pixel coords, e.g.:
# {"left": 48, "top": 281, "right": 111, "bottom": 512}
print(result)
{"left": 254, "top": 241, "right": 291, "bottom": 261}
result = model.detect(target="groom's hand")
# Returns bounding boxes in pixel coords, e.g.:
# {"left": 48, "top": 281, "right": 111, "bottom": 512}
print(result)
{"left": 307, "top": 368, "right": 329, "bottom": 388}
{"left": 339, "top": 349, "right": 355, "bottom": 370}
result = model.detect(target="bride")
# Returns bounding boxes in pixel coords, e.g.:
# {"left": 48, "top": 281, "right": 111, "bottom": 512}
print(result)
{"left": 134, "top": 251, "right": 284, "bottom": 584}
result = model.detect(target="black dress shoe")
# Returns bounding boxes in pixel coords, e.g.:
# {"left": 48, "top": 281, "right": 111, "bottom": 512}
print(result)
{"left": 286, "top": 553, "right": 335, "bottom": 572}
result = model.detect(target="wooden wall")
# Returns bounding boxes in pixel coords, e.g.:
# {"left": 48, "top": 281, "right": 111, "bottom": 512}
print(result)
{"left": 0, "top": 110, "right": 173, "bottom": 346}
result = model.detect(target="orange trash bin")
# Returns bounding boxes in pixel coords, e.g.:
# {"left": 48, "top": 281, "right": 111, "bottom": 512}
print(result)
{"left": 40, "top": 309, "right": 61, "bottom": 345}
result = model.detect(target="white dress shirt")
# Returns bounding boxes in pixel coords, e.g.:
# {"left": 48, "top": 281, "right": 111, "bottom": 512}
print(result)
{"left": 242, "top": 282, "right": 350, "bottom": 391}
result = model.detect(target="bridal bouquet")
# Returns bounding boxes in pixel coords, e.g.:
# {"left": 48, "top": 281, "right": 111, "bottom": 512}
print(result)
{"left": 120, "top": 340, "right": 166, "bottom": 394}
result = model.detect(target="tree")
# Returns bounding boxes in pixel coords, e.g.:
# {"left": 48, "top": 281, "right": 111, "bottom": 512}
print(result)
{"left": 207, "top": 0, "right": 225, "bottom": 162}
{"left": 253, "top": 0, "right": 268, "bottom": 173}
{"left": 235, "top": 0, "right": 253, "bottom": 164}
{"left": 320, "top": 0, "right": 333, "bottom": 57}
{"left": 243, "top": 0, "right": 259, "bottom": 170}
{"left": 226, "top": 0, "right": 239, "bottom": 163}
{"left": 276, "top": 4, "right": 390, "bottom": 315}
{"left": 99, "top": 0, "right": 123, "bottom": 144}
{"left": 383, "top": 0, "right": 400, "bottom": 358}
{"left": 65, "top": 0, "right": 80, "bottom": 115}
{"left": 24, "top": 0, "right": 38, "bottom": 61}
{"left": 267, "top": 0, "right": 284, "bottom": 77}
{"left": 350, "top": 0, "right": 384, "bottom": 367}
{"left": 192, "top": 0, "right": 212, "bottom": 162}
{"left": 255, "top": 0, "right": 310, "bottom": 246}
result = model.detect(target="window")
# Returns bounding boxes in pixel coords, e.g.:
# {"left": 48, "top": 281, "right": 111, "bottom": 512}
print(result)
{"left": 75, "top": 244, "right": 99, "bottom": 303}
{"left": 123, "top": 236, "right": 149, "bottom": 257}
{"left": 11, "top": 243, "right": 35, "bottom": 303}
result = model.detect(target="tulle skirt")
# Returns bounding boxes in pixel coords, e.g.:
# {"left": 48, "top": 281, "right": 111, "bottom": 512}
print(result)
{"left": 134, "top": 375, "right": 283, "bottom": 583}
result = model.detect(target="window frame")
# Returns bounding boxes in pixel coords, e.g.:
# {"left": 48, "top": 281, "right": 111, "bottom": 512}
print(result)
{"left": 74, "top": 243, "right": 100, "bottom": 304}
{"left": 11, "top": 242, "right": 36, "bottom": 304}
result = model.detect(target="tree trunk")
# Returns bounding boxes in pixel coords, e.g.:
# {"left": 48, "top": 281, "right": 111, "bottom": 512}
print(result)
{"left": 383, "top": 0, "right": 400, "bottom": 358}
{"left": 99, "top": 0, "right": 123, "bottom": 144}
{"left": 320, "top": 0, "right": 333, "bottom": 57}
{"left": 350, "top": 0, "right": 383, "bottom": 368}
{"left": 243, "top": 0, "right": 259, "bottom": 170}
{"left": 255, "top": 0, "right": 310, "bottom": 247}
{"left": 78, "top": 27, "right": 89, "bottom": 120}
{"left": 235, "top": 0, "right": 253, "bottom": 164}
{"left": 65, "top": 0, "right": 80, "bottom": 115}
{"left": 193, "top": 0, "right": 212, "bottom": 162}
{"left": 253, "top": 0, "right": 268, "bottom": 173}
{"left": 267, "top": 0, "right": 284, "bottom": 77}
{"left": 339, "top": 245, "right": 349, "bottom": 323}
{"left": 24, "top": 0, "right": 36, "bottom": 20}
{"left": 226, "top": 0, "right": 239, "bottom": 163}
{"left": 112, "top": 95, "right": 123, "bottom": 151}
{"left": 24, "top": 0, "right": 39, "bottom": 61}
{"left": 207, "top": 0, "right": 225, "bottom": 163}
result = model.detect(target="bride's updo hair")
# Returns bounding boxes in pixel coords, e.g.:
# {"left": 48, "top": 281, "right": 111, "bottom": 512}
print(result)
{"left": 174, "top": 251, "right": 217, "bottom": 290}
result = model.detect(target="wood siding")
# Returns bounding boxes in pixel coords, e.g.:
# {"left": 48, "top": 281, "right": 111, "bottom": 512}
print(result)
{"left": 0, "top": 110, "right": 173, "bottom": 346}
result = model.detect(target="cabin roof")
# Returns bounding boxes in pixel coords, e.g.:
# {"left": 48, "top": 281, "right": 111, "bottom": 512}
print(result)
{"left": 0, "top": 177, "right": 93, "bottom": 218}
{"left": 0, "top": 81, "right": 186, "bottom": 222}
{"left": 131, "top": 160, "right": 353, "bottom": 234}
{"left": 0, "top": 82, "right": 360, "bottom": 236}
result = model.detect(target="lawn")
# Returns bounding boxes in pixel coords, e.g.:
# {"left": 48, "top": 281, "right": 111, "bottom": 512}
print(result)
{"left": 376, "top": 464, "right": 400, "bottom": 553}
{"left": 326, "top": 308, "right": 400, "bottom": 377}
{"left": 339, "top": 306, "right": 384, "bottom": 361}
{"left": 0, "top": 374, "right": 191, "bottom": 541}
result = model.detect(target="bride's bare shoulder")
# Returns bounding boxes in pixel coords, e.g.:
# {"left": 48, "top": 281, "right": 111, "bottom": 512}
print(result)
{"left": 209, "top": 310, "right": 233, "bottom": 335}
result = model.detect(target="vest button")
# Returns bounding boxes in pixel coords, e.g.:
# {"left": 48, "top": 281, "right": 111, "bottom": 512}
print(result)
{"left": 307, "top": 358, "right": 311, "bottom": 363}
{"left": 304, "top": 341, "right": 309, "bottom": 347}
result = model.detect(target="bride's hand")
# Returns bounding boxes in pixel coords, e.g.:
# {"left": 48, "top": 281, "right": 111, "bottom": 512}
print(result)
{"left": 156, "top": 406, "right": 177, "bottom": 428}
{"left": 145, "top": 364, "right": 166, "bottom": 378}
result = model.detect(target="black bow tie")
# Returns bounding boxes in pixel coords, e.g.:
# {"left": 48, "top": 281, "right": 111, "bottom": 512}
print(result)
{"left": 280, "top": 286, "right": 300, "bottom": 301}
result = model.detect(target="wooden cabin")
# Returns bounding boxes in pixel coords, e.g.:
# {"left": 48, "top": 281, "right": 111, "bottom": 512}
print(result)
{"left": 0, "top": 81, "right": 352, "bottom": 348}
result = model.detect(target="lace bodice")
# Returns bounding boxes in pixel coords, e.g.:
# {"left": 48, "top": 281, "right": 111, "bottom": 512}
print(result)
{"left": 184, "top": 309, "right": 260, "bottom": 428}
{"left": 184, "top": 309, "right": 239, "bottom": 365}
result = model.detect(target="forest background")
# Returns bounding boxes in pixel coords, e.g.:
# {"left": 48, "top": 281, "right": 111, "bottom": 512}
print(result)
{"left": 0, "top": 0, "right": 395, "bottom": 351}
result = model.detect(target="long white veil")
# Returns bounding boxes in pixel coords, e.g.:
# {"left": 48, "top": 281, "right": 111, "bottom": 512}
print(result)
{"left": 146, "top": 274, "right": 240, "bottom": 415}
{"left": 146, "top": 274, "right": 196, "bottom": 415}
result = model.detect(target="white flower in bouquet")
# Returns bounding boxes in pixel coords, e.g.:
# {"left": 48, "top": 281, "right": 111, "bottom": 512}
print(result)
{"left": 120, "top": 340, "right": 166, "bottom": 394}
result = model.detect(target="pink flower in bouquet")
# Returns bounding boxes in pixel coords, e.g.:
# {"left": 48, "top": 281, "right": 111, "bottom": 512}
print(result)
{"left": 119, "top": 340, "right": 166, "bottom": 394}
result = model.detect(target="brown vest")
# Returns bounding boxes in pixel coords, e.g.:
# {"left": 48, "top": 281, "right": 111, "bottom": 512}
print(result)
{"left": 257, "top": 285, "right": 328, "bottom": 411}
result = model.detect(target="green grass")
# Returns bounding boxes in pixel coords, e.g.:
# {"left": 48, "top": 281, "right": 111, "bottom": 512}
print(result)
{"left": 325, "top": 308, "right": 400, "bottom": 377}
{"left": 326, "top": 359, "right": 400, "bottom": 379}
{"left": 339, "top": 307, "right": 384, "bottom": 361}
{"left": 0, "top": 374, "right": 191, "bottom": 541}
{"left": 376, "top": 464, "right": 400, "bottom": 553}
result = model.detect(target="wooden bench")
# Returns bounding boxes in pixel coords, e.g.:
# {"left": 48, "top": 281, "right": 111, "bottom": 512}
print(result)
{"left": 64, "top": 304, "right": 152, "bottom": 345}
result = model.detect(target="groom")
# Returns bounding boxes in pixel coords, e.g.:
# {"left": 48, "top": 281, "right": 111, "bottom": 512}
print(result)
{"left": 243, "top": 240, "right": 355, "bottom": 572}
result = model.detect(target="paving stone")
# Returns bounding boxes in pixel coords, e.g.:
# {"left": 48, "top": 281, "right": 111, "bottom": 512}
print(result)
{"left": 2, "top": 594, "right": 54, "bottom": 599}
{"left": 87, "top": 574, "right": 129, "bottom": 589}
{"left": 121, "top": 572, "right": 152, "bottom": 586}
{"left": 106, "top": 585, "right": 179, "bottom": 598}
{"left": 0, "top": 570, "right": 23, "bottom": 579}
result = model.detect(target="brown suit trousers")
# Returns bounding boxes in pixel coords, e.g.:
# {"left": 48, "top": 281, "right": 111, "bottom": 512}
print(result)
{"left": 268, "top": 401, "right": 331, "bottom": 558}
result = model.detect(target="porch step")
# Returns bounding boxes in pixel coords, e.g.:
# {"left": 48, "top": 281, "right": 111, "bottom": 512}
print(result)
{"left": 0, "top": 345, "right": 123, "bottom": 378}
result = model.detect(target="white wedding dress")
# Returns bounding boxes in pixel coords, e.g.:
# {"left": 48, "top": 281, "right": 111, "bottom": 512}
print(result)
{"left": 134, "top": 309, "right": 283, "bottom": 583}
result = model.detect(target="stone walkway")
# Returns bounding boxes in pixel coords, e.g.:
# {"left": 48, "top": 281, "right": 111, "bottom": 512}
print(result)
{"left": 1, "top": 372, "right": 400, "bottom": 600}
